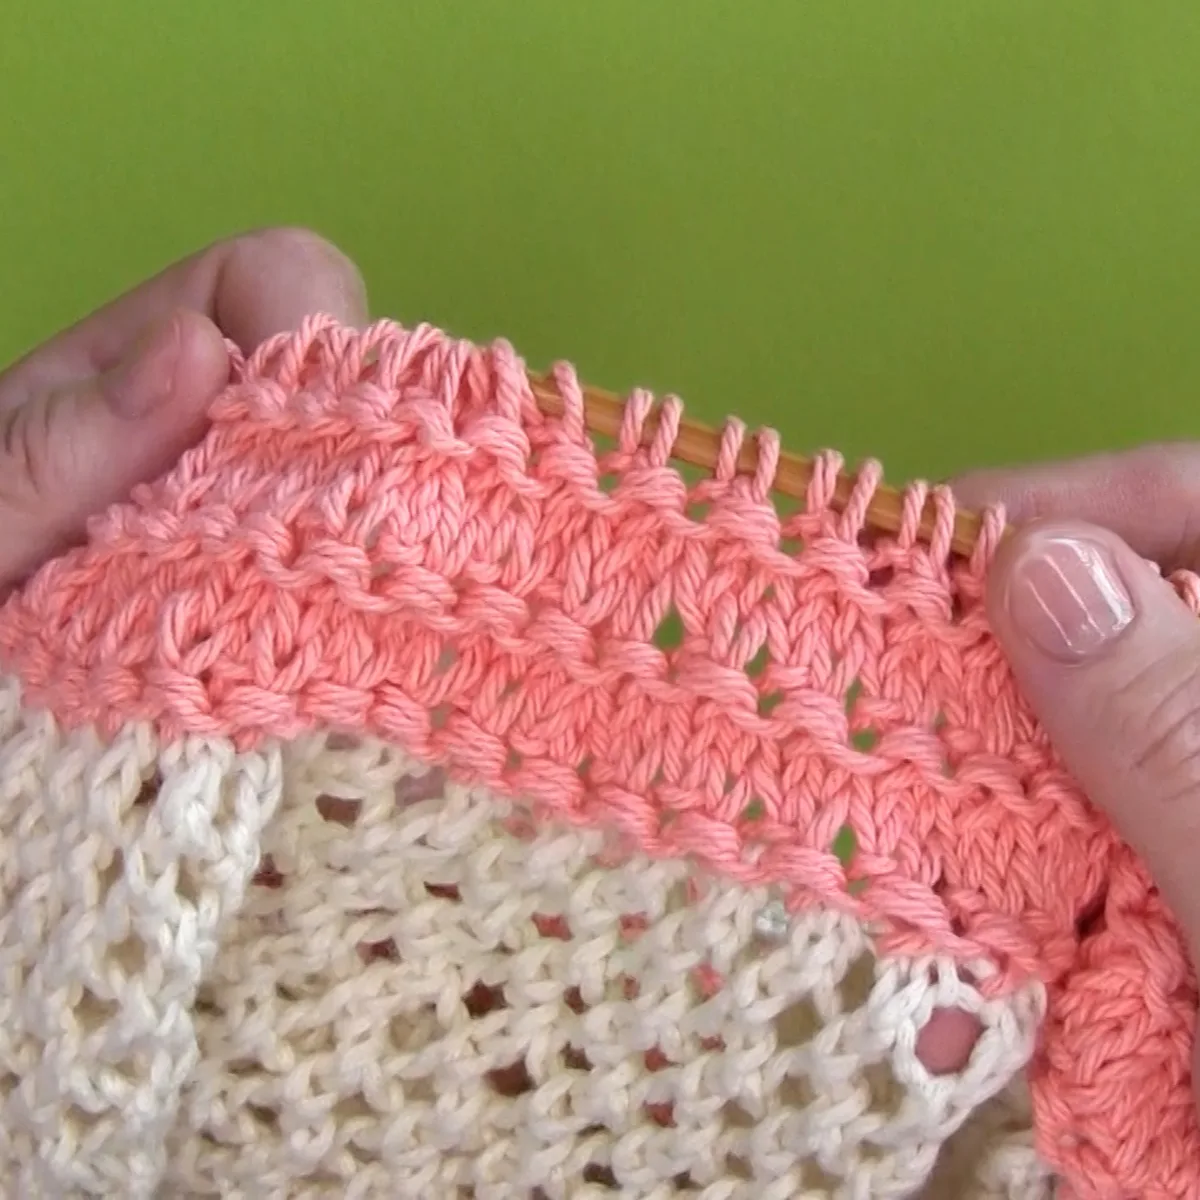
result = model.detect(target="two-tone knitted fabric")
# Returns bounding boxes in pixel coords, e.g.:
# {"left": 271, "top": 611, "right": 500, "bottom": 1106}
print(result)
{"left": 0, "top": 316, "right": 1196, "bottom": 1198}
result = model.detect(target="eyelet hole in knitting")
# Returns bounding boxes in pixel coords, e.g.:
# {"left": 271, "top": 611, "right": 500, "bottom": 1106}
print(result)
{"left": 741, "top": 797, "right": 766, "bottom": 823}
{"left": 75, "top": 986, "right": 118, "bottom": 1031}
{"left": 724, "top": 1154, "right": 752, "bottom": 1181}
{"left": 464, "top": 981, "right": 506, "bottom": 1017}
{"left": 357, "top": 938, "right": 399, "bottom": 964}
{"left": 644, "top": 1046, "right": 670, "bottom": 1071}
{"left": 486, "top": 1057, "right": 534, "bottom": 1097}
{"left": 832, "top": 824, "right": 869, "bottom": 895}
{"left": 745, "top": 643, "right": 769, "bottom": 679}
{"left": 930, "top": 876, "right": 969, "bottom": 936}
{"left": 801, "top": 1160, "right": 841, "bottom": 1193}
{"left": 620, "top": 913, "right": 648, "bottom": 941}
{"left": 851, "top": 727, "right": 879, "bottom": 752}
{"left": 134, "top": 770, "right": 161, "bottom": 808}
{"left": 247, "top": 1103, "right": 278, "bottom": 1130}
{"left": 274, "top": 974, "right": 324, "bottom": 1003}
{"left": 582, "top": 1163, "right": 618, "bottom": 1188}
{"left": 921, "top": 1089, "right": 1018, "bottom": 1197}
{"left": 1074, "top": 888, "right": 1108, "bottom": 939}
{"left": 832, "top": 824, "right": 857, "bottom": 865}
{"left": 688, "top": 965, "right": 720, "bottom": 1002}
{"left": 532, "top": 913, "right": 571, "bottom": 940}
{"left": 109, "top": 933, "right": 147, "bottom": 976}
{"left": 841, "top": 954, "right": 877, "bottom": 1006}
{"left": 932, "top": 711, "right": 957, "bottom": 777}
{"left": 388, "top": 1013, "right": 436, "bottom": 1057}
{"left": 644, "top": 1100, "right": 675, "bottom": 1127}
{"left": 775, "top": 997, "right": 821, "bottom": 1048}
{"left": 316, "top": 793, "right": 359, "bottom": 826}
{"left": 562, "top": 1045, "right": 591, "bottom": 1071}
{"left": 863, "top": 1059, "right": 905, "bottom": 1118}
{"left": 653, "top": 607, "right": 685, "bottom": 651}
{"left": 252, "top": 853, "right": 284, "bottom": 888}
{"left": 176, "top": 859, "right": 203, "bottom": 908}
{"left": 393, "top": 768, "right": 447, "bottom": 807}
{"left": 193, "top": 985, "right": 222, "bottom": 1018}
{"left": 916, "top": 1006, "right": 982, "bottom": 1076}
{"left": 227, "top": 1057, "right": 258, "bottom": 1079}
{"left": 779, "top": 1073, "right": 818, "bottom": 1110}
{"left": 844, "top": 677, "right": 881, "bottom": 755}
{"left": 723, "top": 1100, "right": 755, "bottom": 1128}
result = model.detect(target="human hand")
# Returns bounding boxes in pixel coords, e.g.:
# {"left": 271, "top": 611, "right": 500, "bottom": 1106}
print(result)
{"left": 0, "top": 227, "right": 368, "bottom": 597}
{"left": 954, "top": 445, "right": 1200, "bottom": 1099}
{"left": 18, "top": 239, "right": 1189, "bottom": 1096}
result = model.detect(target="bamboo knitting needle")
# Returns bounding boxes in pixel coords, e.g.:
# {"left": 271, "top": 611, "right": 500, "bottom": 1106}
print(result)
{"left": 528, "top": 373, "right": 985, "bottom": 559}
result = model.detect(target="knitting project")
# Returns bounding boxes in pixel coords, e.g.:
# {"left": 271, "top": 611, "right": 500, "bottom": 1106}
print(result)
{"left": 0, "top": 315, "right": 1196, "bottom": 1199}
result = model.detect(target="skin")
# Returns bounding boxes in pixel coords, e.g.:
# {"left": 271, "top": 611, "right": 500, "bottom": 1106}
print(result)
{"left": 955, "top": 452, "right": 1200, "bottom": 1092}
{"left": 0, "top": 226, "right": 368, "bottom": 592}
{"left": 1, "top": 228, "right": 1196, "bottom": 1093}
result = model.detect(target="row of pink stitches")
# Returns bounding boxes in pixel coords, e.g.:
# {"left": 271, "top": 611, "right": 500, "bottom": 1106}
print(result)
{"left": 3, "top": 316, "right": 1200, "bottom": 1196}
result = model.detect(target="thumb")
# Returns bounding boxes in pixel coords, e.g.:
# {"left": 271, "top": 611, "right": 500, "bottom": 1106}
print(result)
{"left": 0, "top": 308, "right": 229, "bottom": 593}
{"left": 986, "top": 518, "right": 1200, "bottom": 945}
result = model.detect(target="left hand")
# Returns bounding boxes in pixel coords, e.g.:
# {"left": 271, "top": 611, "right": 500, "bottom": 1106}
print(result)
{"left": 0, "top": 227, "right": 368, "bottom": 596}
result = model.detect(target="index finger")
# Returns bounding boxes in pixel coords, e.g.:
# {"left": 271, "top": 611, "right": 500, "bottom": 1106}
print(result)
{"left": 952, "top": 441, "right": 1200, "bottom": 572}
{"left": 0, "top": 226, "right": 369, "bottom": 409}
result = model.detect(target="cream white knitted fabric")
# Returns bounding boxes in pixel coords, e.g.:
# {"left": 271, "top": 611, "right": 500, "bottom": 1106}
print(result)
{"left": 0, "top": 677, "right": 1054, "bottom": 1198}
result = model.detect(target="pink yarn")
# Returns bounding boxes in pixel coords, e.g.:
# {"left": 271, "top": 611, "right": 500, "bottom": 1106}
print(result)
{"left": 1, "top": 314, "right": 1198, "bottom": 1197}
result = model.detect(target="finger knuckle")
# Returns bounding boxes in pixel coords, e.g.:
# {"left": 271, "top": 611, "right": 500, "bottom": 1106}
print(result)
{"left": 1110, "top": 652, "right": 1200, "bottom": 802}
{"left": 0, "top": 405, "right": 54, "bottom": 514}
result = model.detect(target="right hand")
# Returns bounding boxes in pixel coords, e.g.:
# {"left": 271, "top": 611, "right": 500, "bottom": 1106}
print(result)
{"left": 954, "top": 444, "right": 1200, "bottom": 1103}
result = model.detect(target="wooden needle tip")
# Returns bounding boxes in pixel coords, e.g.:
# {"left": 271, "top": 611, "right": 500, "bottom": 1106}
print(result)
{"left": 527, "top": 371, "right": 986, "bottom": 560}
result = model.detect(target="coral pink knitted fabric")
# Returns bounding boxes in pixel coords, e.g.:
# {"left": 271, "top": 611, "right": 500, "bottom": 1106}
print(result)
{"left": 0, "top": 315, "right": 1197, "bottom": 1197}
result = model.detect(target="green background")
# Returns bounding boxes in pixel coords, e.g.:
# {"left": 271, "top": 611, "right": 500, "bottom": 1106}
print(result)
{"left": 3, "top": 2, "right": 1200, "bottom": 482}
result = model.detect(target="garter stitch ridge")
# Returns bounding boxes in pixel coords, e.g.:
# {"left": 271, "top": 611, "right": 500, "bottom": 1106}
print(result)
{"left": 0, "top": 314, "right": 1196, "bottom": 1197}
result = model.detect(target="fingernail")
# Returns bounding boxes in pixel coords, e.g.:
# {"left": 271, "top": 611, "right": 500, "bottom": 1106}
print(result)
{"left": 1006, "top": 535, "right": 1135, "bottom": 662}
{"left": 103, "top": 314, "right": 180, "bottom": 419}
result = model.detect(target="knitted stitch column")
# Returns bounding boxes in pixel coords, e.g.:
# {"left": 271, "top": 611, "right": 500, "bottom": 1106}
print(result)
{"left": 0, "top": 316, "right": 1193, "bottom": 1197}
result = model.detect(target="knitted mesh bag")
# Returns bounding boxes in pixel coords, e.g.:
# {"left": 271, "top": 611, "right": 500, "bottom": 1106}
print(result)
{"left": 0, "top": 316, "right": 1196, "bottom": 1199}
